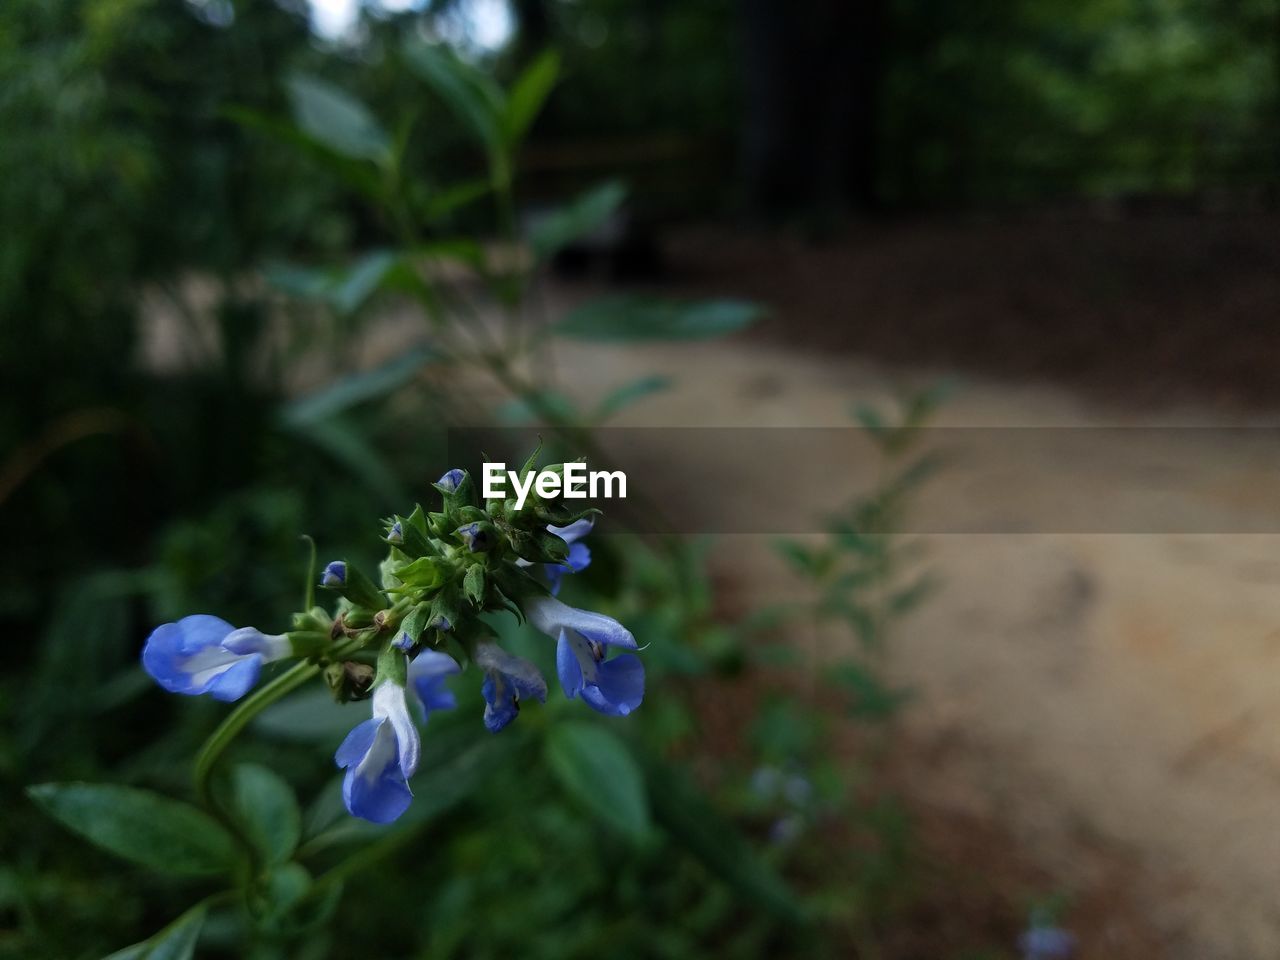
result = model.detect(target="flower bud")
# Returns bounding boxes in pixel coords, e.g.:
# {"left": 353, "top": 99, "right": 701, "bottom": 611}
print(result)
{"left": 321, "top": 561, "right": 346, "bottom": 587}
{"left": 433, "top": 468, "right": 474, "bottom": 508}
{"left": 324, "top": 660, "right": 376, "bottom": 703}
{"left": 436, "top": 468, "right": 465, "bottom": 493}
{"left": 319, "top": 559, "right": 386, "bottom": 610}
{"left": 463, "top": 564, "right": 487, "bottom": 605}
{"left": 456, "top": 521, "right": 495, "bottom": 552}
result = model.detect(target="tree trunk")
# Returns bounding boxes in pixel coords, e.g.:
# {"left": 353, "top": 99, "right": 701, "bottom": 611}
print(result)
{"left": 740, "top": 0, "right": 884, "bottom": 219}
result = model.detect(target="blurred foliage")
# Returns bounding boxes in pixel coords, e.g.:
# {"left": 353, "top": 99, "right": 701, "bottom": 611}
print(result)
{"left": 881, "top": 0, "right": 1280, "bottom": 204}
{"left": 0, "top": 0, "right": 1240, "bottom": 955}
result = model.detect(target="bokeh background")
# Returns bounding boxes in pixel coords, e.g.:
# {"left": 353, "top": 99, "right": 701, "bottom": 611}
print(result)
{"left": 4, "top": 1, "right": 1280, "bottom": 958}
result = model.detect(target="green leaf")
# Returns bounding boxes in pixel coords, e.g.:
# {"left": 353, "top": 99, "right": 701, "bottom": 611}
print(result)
{"left": 421, "top": 179, "right": 493, "bottom": 221}
{"left": 504, "top": 49, "right": 560, "bottom": 145}
{"left": 223, "top": 104, "right": 384, "bottom": 198}
{"left": 853, "top": 403, "right": 889, "bottom": 438}
{"left": 329, "top": 250, "right": 400, "bottom": 314}
{"left": 640, "top": 755, "right": 806, "bottom": 924}
{"left": 144, "top": 905, "right": 205, "bottom": 960}
{"left": 774, "top": 539, "right": 832, "bottom": 579}
{"left": 256, "top": 688, "right": 355, "bottom": 743}
{"left": 103, "top": 903, "right": 205, "bottom": 960}
{"left": 594, "top": 375, "right": 672, "bottom": 421}
{"left": 221, "top": 764, "right": 301, "bottom": 866}
{"left": 28, "top": 783, "right": 236, "bottom": 876}
{"left": 402, "top": 39, "right": 504, "bottom": 153}
{"left": 283, "top": 415, "right": 406, "bottom": 507}
{"left": 250, "top": 862, "right": 313, "bottom": 925}
{"left": 832, "top": 662, "right": 912, "bottom": 720}
{"left": 284, "top": 74, "right": 391, "bottom": 164}
{"left": 280, "top": 345, "right": 435, "bottom": 427}
{"left": 264, "top": 250, "right": 401, "bottom": 315}
{"left": 555, "top": 295, "right": 764, "bottom": 342}
{"left": 529, "top": 181, "right": 626, "bottom": 260}
{"left": 495, "top": 388, "right": 578, "bottom": 425}
{"left": 887, "top": 572, "right": 938, "bottom": 617}
{"left": 545, "top": 723, "right": 651, "bottom": 842}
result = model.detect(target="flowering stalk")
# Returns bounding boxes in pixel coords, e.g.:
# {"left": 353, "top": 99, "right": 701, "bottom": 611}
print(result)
{"left": 142, "top": 451, "right": 646, "bottom": 825}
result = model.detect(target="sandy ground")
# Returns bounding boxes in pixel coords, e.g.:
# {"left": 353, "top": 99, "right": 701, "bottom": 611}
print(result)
{"left": 140, "top": 270, "right": 1280, "bottom": 956}
{"left": 544, "top": 333, "right": 1280, "bottom": 960}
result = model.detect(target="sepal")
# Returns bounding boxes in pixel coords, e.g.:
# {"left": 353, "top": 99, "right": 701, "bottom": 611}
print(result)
{"left": 462, "top": 564, "right": 487, "bottom": 606}
{"left": 319, "top": 560, "right": 385, "bottom": 610}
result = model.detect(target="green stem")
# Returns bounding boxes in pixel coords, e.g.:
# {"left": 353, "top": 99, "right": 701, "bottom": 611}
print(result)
{"left": 192, "top": 661, "right": 320, "bottom": 807}
{"left": 301, "top": 534, "right": 317, "bottom": 611}
{"left": 308, "top": 826, "right": 424, "bottom": 896}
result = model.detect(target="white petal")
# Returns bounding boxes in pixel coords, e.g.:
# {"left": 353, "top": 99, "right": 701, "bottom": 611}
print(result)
{"left": 373, "top": 682, "right": 420, "bottom": 778}
{"left": 222, "top": 627, "right": 291, "bottom": 660}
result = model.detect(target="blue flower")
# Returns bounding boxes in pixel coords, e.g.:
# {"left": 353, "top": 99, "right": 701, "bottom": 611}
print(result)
{"left": 544, "top": 519, "right": 593, "bottom": 596}
{"left": 515, "top": 519, "right": 594, "bottom": 595}
{"left": 555, "top": 630, "right": 644, "bottom": 716}
{"left": 408, "top": 648, "right": 460, "bottom": 721}
{"left": 335, "top": 681, "right": 421, "bottom": 823}
{"left": 321, "top": 560, "right": 346, "bottom": 587}
{"left": 1019, "top": 926, "right": 1075, "bottom": 960}
{"left": 456, "top": 522, "right": 490, "bottom": 552}
{"left": 437, "top": 468, "right": 465, "bottom": 493}
{"left": 527, "top": 595, "right": 643, "bottom": 716}
{"left": 387, "top": 520, "right": 404, "bottom": 544}
{"left": 473, "top": 641, "right": 547, "bottom": 733}
{"left": 142, "top": 615, "right": 290, "bottom": 702}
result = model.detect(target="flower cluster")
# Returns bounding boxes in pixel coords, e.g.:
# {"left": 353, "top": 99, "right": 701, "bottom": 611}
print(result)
{"left": 141, "top": 458, "right": 644, "bottom": 823}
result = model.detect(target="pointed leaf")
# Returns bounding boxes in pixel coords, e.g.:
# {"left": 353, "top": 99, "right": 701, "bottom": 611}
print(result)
{"left": 556, "top": 296, "right": 764, "bottom": 341}
{"left": 529, "top": 181, "right": 626, "bottom": 260}
{"left": 285, "top": 74, "right": 391, "bottom": 163}
{"left": 641, "top": 755, "right": 806, "bottom": 924}
{"left": 545, "top": 723, "right": 651, "bottom": 842}
{"left": 280, "top": 345, "right": 435, "bottom": 427}
{"left": 28, "top": 783, "right": 236, "bottom": 876}
{"left": 103, "top": 903, "right": 204, "bottom": 960}
{"left": 222, "top": 764, "right": 301, "bottom": 866}
{"left": 144, "top": 905, "right": 205, "bottom": 960}
{"left": 594, "top": 375, "right": 672, "bottom": 421}
{"left": 402, "top": 39, "right": 504, "bottom": 151}
{"left": 504, "top": 50, "right": 560, "bottom": 145}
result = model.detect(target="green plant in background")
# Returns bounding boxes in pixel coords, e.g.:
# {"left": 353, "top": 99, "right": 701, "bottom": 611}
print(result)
{"left": 240, "top": 36, "right": 764, "bottom": 434}
{"left": 3, "top": 17, "right": 966, "bottom": 959}
{"left": 739, "top": 386, "right": 948, "bottom": 946}
{"left": 30, "top": 456, "right": 651, "bottom": 955}
{"left": 9, "top": 40, "right": 809, "bottom": 960}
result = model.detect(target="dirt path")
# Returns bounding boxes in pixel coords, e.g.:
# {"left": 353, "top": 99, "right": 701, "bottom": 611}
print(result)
{"left": 549, "top": 334, "right": 1280, "bottom": 959}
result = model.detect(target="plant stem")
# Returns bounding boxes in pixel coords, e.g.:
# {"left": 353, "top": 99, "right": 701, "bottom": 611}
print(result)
{"left": 192, "top": 661, "right": 320, "bottom": 807}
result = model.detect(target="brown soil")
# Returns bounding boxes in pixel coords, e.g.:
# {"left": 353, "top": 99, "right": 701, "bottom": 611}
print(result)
{"left": 658, "top": 212, "right": 1280, "bottom": 411}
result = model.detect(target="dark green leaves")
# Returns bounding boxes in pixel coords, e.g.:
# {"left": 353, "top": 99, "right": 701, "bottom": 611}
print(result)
{"left": 594, "top": 374, "right": 673, "bottom": 421}
{"left": 220, "top": 764, "right": 301, "bottom": 866}
{"left": 263, "top": 249, "right": 402, "bottom": 315}
{"left": 279, "top": 345, "right": 436, "bottom": 427}
{"left": 403, "top": 40, "right": 560, "bottom": 157}
{"left": 403, "top": 39, "right": 505, "bottom": 154}
{"left": 504, "top": 50, "right": 561, "bottom": 145}
{"left": 555, "top": 295, "right": 765, "bottom": 341}
{"left": 284, "top": 74, "right": 392, "bottom": 164}
{"left": 28, "top": 783, "right": 236, "bottom": 876}
{"left": 545, "top": 723, "right": 651, "bottom": 842}
{"left": 103, "top": 905, "right": 206, "bottom": 960}
{"left": 529, "top": 181, "right": 626, "bottom": 260}
{"left": 642, "top": 756, "right": 806, "bottom": 925}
